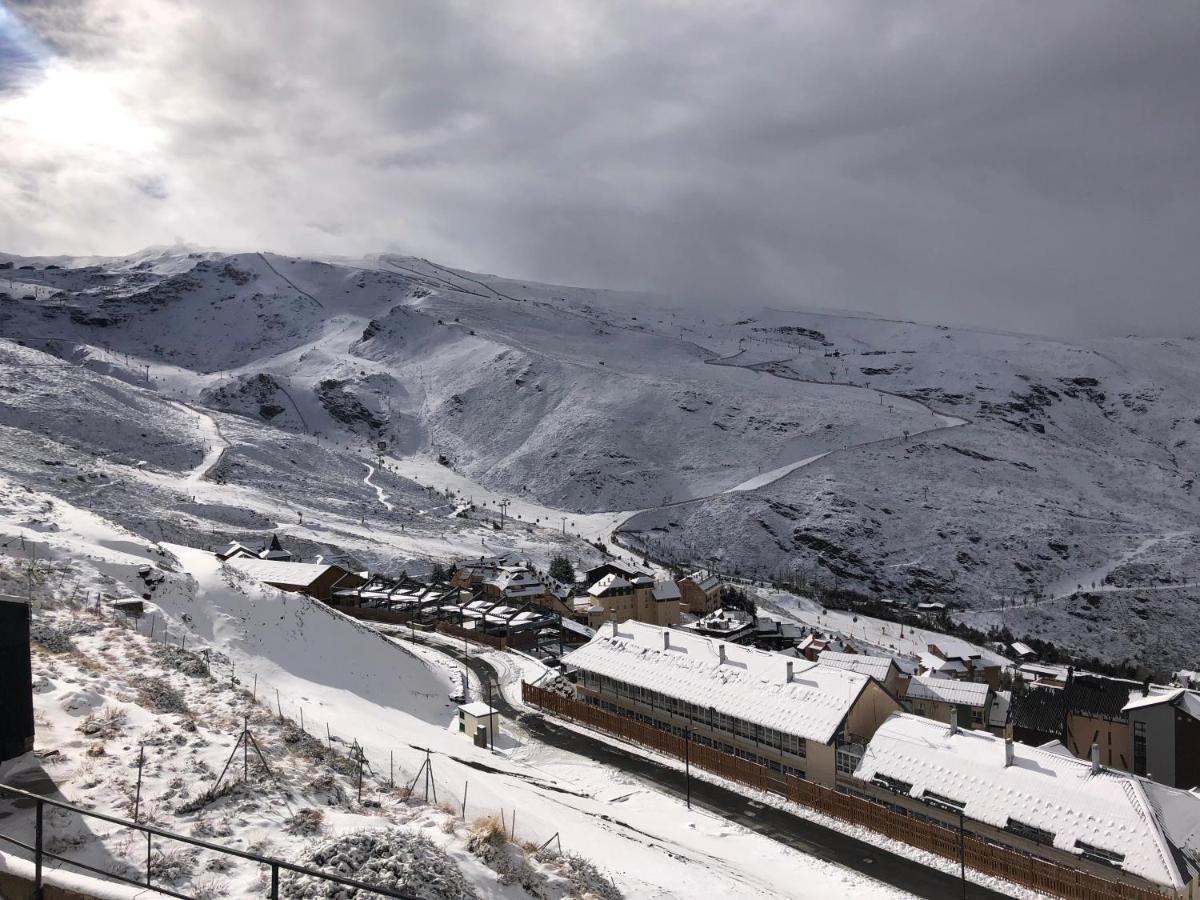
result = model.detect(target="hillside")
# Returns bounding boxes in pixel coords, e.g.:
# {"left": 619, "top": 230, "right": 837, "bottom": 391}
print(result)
{"left": 1, "top": 247, "right": 1198, "bottom": 667}
{"left": 0, "top": 477, "right": 906, "bottom": 899}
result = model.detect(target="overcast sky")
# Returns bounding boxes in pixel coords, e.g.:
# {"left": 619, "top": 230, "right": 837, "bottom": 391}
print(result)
{"left": 1, "top": 1, "right": 1197, "bottom": 336}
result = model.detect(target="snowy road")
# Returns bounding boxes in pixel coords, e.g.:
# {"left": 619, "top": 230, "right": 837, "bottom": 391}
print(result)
{"left": 172, "top": 401, "right": 229, "bottom": 482}
{"left": 362, "top": 461, "right": 394, "bottom": 511}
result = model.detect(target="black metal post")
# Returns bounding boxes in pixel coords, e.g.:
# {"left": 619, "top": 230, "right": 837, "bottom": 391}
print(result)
{"left": 959, "top": 809, "right": 966, "bottom": 899}
{"left": 486, "top": 679, "right": 495, "bottom": 751}
{"left": 146, "top": 831, "right": 152, "bottom": 886}
{"left": 685, "top": 728, "right": 692, "bottom": 810}
{"left": 271, "top": 862, "right": 280, "bottom": 899}
{"left": 33, "top": 798, "right": 43, "bottom": 899}
{"left": 133, "top": 743, "right": 145, "bottom": 823}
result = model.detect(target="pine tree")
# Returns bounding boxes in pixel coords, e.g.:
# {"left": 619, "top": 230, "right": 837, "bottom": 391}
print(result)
{"left": 548, "top": 554, "right": 574, "bottom": 584}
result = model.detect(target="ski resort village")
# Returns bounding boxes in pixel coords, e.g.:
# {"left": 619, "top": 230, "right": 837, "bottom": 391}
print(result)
{"left": 0, "top": 248, "right": 1198, "bottom": 900}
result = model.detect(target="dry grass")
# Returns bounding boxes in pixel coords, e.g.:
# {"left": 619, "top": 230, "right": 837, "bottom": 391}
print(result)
{"left": 78, "top": 705, "right": 126, "bottom": 739}
{"left": 468, "top": 814, "right": 506, "bottom": 846}
{"left": 285, "top": 807, "right": 325, "bottom": 836}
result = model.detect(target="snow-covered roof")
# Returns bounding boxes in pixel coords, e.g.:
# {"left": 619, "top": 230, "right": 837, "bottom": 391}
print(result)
{"left": 905, "top": 675, "right": 990, "bottom": 707}
{"left": 459, "top": 702, "right": 497, "bottom": 718}
{"left": 683, "top": 607, "right": 753, "bottom": 633}
{"left": 1124, "top": 688, "right": 1200, "bottom": 720}
{"left": 1010, "top": 641, "right": 1036, "bottom": 658}
{"left": 562, "top": 621, "right": 873, "bottom": 745}
{"left": 855, "top": 713, "right": 1199, "bottom": 889}
{"left": 226, "top": 557, "right": 337, "bottom": 588}
{"left": 561, "top": 618, "right": 595, "bottom": 639}
{"left": 587, "top": 573, "right": 631, "bottom": 596}
{"left": 817, "top": 651, "right": 896, "bottom": 683}
{"left": 684, "top": 570, "right": 720, "bottom": 592}
{"left": 651, "top": 580, "right": 681, "bottom": 600}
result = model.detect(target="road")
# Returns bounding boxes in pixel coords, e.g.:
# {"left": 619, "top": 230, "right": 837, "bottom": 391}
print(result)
{"left": 409, "top": 634, "right": 1013, "bottom": 900}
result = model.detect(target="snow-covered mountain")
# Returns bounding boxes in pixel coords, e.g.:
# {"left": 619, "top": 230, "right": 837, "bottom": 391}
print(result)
{"left": 1, "top": 247, "right": 1197, "bottom": 668}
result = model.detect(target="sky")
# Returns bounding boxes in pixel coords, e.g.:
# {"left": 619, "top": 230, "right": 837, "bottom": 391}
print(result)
{"left": 0, "top": 1, "right": 1197, "bottom": 337}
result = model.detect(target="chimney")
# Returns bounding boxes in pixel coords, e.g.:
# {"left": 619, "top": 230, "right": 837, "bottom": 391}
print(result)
{"left": 718, "top": 644, "right": 726, "bottom": 665}
{"left": 1090, "top": 742, "right": 1101, "bottom": 774}
{"left": 1004, "top": 737, "right": 1014, "bottom": 768}
{"left": 662, "top": 630, "right": 670, "bottom": 651}
{"left": 785, "top": 660, "right": 794, "bottom": 683}
{"left": 1142, "top": 677, "right": 1151, "bottom": 697}
{"left": 609, "top": 620, "right": 618, "bottom": 638}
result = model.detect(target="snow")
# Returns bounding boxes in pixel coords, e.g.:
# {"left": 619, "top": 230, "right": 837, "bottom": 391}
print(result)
{"left": 0, "top": 482, "right": 915, "bottom": 899}
{"left": 815, "top": 650, "right": 896, "bottom": 683}
{"left": 855, "top": 713, "right": 1197, "bottom": 890}
{"left": 224, "top": 556, "right": 342, "bottom": 587}
{"left": 562, "top": 621, "right": 871, "bottom": 745}
{"left": 903, "top": 676, "right": 991, "bottom": 706}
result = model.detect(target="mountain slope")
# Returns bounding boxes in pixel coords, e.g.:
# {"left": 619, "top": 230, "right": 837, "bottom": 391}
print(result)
{"left": 2, "top": 247, "right": 1198, "bottom": 667}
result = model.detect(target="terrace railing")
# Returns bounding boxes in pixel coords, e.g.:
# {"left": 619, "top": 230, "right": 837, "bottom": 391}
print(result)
{"left": 0, "top": 783, "right": 420, "bottom": 900}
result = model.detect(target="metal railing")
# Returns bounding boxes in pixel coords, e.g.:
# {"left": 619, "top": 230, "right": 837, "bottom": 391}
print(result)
{"left": 0, "top": 783, "right": 421, "bottom": 899}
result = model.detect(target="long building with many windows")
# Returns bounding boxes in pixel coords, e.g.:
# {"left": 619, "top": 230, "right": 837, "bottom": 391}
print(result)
{"left": 561, "top": 621, "right": 901, "bottom": 786}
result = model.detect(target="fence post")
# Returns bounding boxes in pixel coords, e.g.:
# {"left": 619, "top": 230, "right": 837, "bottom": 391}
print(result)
{"left": 146, "top": 831, "right": 152, "bottom": 886}
{"left": 271, "top": 862, "right": 280, "bottom": 899}
{"left": 33, "top": 798, "right": 43, "bottom": 899}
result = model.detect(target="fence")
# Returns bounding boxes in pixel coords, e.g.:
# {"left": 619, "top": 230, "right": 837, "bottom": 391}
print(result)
{"left": 522, "top": 682, "right": 1170, "bottom": 900}
{"left": 0, "top": 784, "right": 419, "bottom": 900}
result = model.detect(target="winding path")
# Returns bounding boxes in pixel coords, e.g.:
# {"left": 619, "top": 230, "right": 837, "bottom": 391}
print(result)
{"left": 171, "top": 401, "right": 230, "bottom": 482}
{"left": 363, "top": 462, "right": 394, "bottom": 511}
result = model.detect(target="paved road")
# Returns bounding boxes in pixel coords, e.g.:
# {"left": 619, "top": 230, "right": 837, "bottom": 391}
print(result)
{"left": 410, "top": 635, "right": 1013, "bottom": 900}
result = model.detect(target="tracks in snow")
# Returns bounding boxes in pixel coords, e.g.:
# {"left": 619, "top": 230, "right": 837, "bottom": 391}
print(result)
{"left": 171, "top": 401, "right": 230, "bottom": 482}
{"left": 363, "top": 462, "right": 394, "bottom": 511}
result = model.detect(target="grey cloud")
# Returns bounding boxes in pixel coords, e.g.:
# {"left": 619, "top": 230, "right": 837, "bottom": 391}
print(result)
{"left": 0, "top": 0, "right": 1197, "bottom": 336}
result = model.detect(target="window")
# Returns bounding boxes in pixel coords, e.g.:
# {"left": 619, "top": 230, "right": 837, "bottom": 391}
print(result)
{"left": 871, "top": 774, "right": 913, "bottom": 796}
{"left": 922, "top": 791, "right": 966, "bottom": 814}
{"left": 1004, "top": 819, "right": 1055, "bottom": 846}
{"left": 837, "top": 746, "right": 864, "bottom": 776}
{"left": 1133, "top": 721, "right": 1147, "bottom": 776}
{"left": 1075, "top": 840, "right": 1125, "bottom": 868}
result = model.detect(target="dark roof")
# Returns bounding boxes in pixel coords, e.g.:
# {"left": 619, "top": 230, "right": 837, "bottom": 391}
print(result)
{"left": 268, "top": 534, "right": 285, "bottom": 552}
{"left": 1065, "top": 675, "right": 1131, "bottom": 721}
{"left": 1011, "top": 686, "right": 1066, "bottom": 737}
{"left": 1012, "top": 675, "right": 1130, "bottom": 740}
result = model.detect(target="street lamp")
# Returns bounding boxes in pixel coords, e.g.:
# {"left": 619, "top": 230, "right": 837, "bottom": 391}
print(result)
{"left": 684, "top": 727, "right": 692, "bottom": 810}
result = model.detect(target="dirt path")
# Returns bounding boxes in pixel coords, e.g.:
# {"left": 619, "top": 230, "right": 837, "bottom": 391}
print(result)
{"left": 171, "top": 401, "right": 229, "bottom": 482}
{"left": 363, "top": 461, "right": 395, "bottom": 512}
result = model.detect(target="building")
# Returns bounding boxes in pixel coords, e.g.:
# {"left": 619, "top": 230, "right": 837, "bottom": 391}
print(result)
{"left": 582, "top": 560, "right": 648, "bottom": 587}
{"left": 1010, "top": 672, "right": 1133, "bottom": 771}
{"left": 853, "top": 713, "right": 1200, "bottom": 896}
{"left": 920, "top": 641, "right": 1001, "bottom": 689}
{"left": 1010, "top": 641, "right": 1038, "bottom": 661}
{"left": 903, "top": 675, "right": 995, "bottom": 732}
{"left": 677, "top": 570, "right": 721, "bottom": 615}
{"left": 259, "top": 534, "right": 293, "bottom": 561}
{"left": 225, "top": 557, "right": 365, "bottom": 601}
{"left": 0, "top": 597, "right": 34, "bottom": 761}
{"left": 680, "top": 607, "right": 756, "bottom": 643}
{"left": 818, "top": 650, "right": 907, "bottom": 696}
{"left": 584, "top": 573, "right": 679, "bottom": 628}
{"left": 562, "top": 621, "right": 901, "bottom": 787}
{"left": 458, "top": 702, "right": 499, "bottom": 747}
{"left": 750, "top": 615, "right": 804, "bottom": 651}
{"left": 796, "top": 631, "right": 846, "bottom": 662}
{"left": 481, "top": 566, "right": 548, "bottom": 602}
{"left": 1124, "top": 687, "right": 1200, "bottom": 789}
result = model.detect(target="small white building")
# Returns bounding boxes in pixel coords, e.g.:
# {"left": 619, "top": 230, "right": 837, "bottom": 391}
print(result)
{"left": 458, "top": 702, "right": 499, "bottom": 747}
